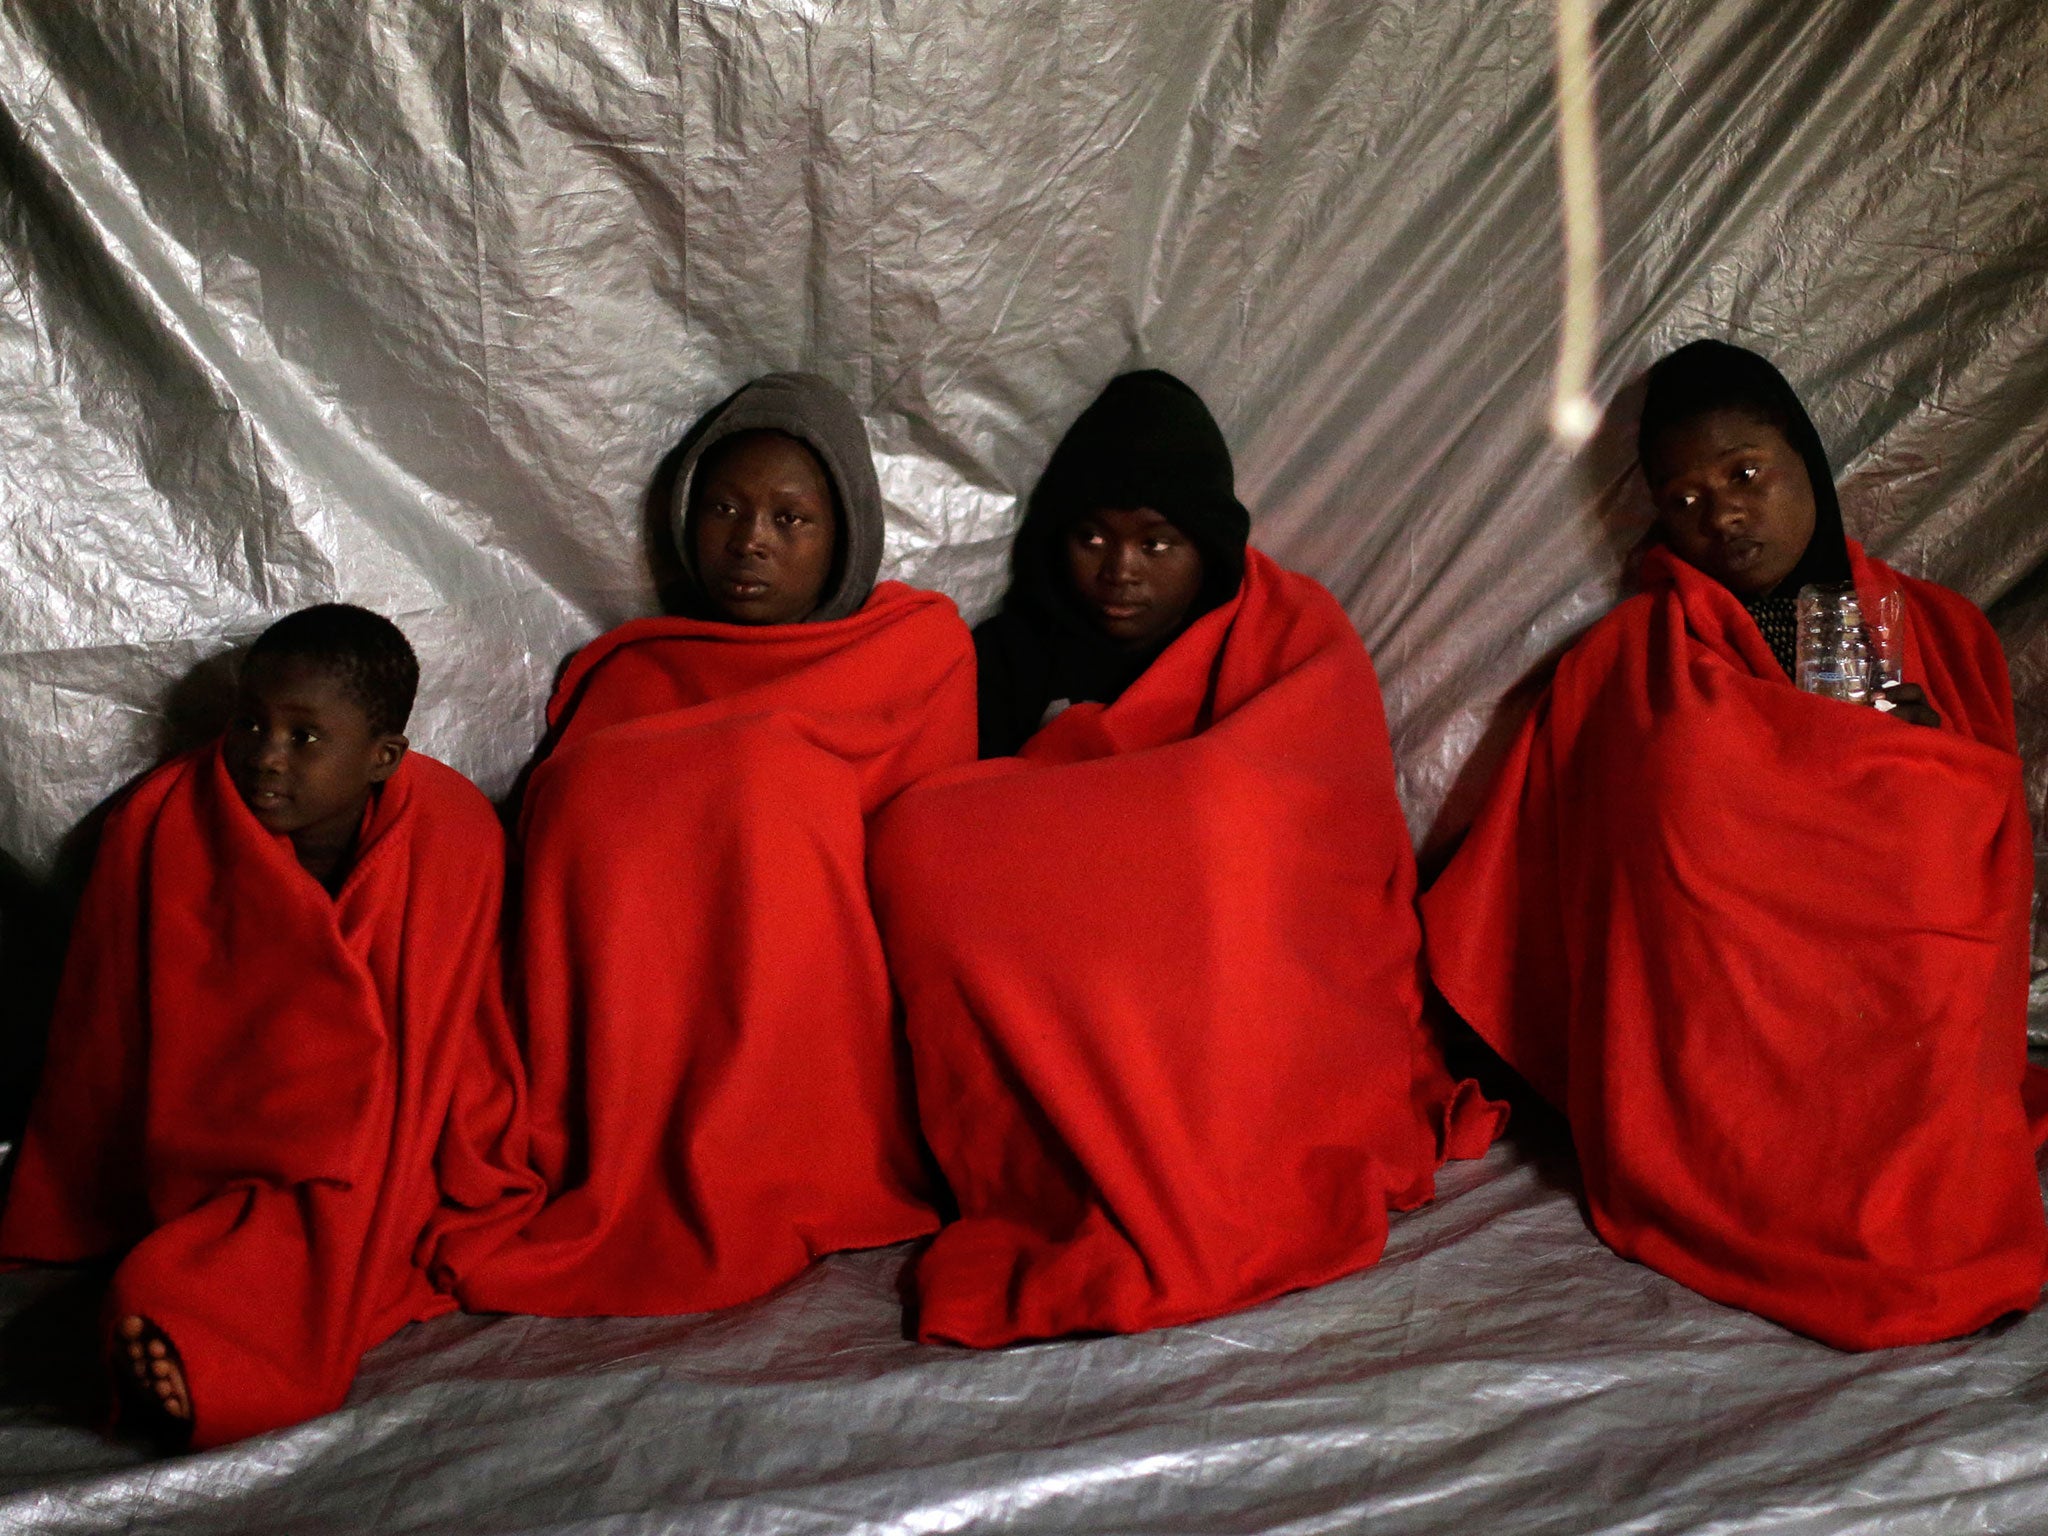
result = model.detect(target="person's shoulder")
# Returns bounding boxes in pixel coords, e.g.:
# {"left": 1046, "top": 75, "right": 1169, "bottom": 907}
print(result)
{"left": 867, "top": 581, "right": 970, "bottom": 634}
{"left": 1242, "top": 550, "right": 1361, "bottom": 643}
{"left": 852, "top": 584, "right": 975, "bottom": 673}
{"left": 99, "top": 748, "right": 207, "bottom": 835}
{"left": 544, "top": 616, "right": 706, "bottom": 725}
{"left": 1259, "top": 555, "right": 1346, "bottom": 615}
{"left": 564, "top": 616, "right": 697, "bottom": 673}
{"left": 378, "top": 754, "right": 506, "bottom": 928}
{"left": 1894, "top": 569, "right": 1998, "bottom": 647}
{"left": 1561, "top": 592, "right": 1655, "bottom": 671}
{"left": 1494, "top": 592, "right": 1653, "bottom": 720}
{"left": 970, "top": 597, "right": 1035, "bottom": 659}
{"left": 397, "top": 753, "right": 504, "bottom": 849}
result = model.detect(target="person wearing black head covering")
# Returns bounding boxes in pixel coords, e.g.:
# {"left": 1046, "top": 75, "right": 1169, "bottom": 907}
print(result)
{"left": 1422, "top": 338, "right": 2040, "bottom": 1351}
{"left": 1636, "top": 340, "right": 1851, "bottom": 677}
{"left": 973, "top": 370, "right": 1252, "bottom": 756}
{"left": 866, "top": 371, "right": 1502, "bottom": 1348}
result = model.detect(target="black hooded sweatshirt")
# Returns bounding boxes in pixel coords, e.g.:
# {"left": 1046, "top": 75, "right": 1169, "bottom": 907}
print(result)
{"left": 973, "top": 370, "right": 1252, "bottom": 757}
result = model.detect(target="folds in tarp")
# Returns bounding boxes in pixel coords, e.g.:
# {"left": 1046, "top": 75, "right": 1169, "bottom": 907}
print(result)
{"left": 1, "top": 0, "right": 2047, "bottom": 1526}
{"left": 0, "top": 0, "right": 2041, "bottom": 1027}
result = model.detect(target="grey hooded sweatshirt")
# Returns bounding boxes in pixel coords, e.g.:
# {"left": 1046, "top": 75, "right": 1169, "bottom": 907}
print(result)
{"left": 669, "top": 372, "right": 885, "bottom": 625}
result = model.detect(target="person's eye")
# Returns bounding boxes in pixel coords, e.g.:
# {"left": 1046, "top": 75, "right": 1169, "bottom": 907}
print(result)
{"left": 1735, "top": 464, "right": 1759, "bottom": 484}
{"left": 232, "top": 716, "right": 259, "bottom": 734}
{"left": 1144, "top": 538, "right": 1172, "bottom": 554}
{"left": 291, "top": 728, "right": 319, "bottom": 746}
{"left": 775, "top": 509, "right": 805, "bottom": 527}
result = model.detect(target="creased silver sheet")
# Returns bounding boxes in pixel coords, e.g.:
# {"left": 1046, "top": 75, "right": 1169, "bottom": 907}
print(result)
{"left": 4, "top": 1136, "right": 2048, "bottom": 1535}
{"left": 4, "top": 0, "right": 2048, "bottom": 1527}
{"left": 0, "top": 0, "right": 2044, "bottom": 1001}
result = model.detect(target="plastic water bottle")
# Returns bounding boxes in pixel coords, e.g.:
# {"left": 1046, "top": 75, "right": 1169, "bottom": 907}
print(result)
{"left": 1795, "top": 584, "right": 1872, "bottom": 703}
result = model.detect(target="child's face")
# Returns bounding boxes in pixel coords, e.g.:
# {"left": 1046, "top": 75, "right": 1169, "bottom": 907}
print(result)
{"left": 1065, "top": 506, "right": 1205, "bottom": 649}
{"left": 690, "top": 432, "right": 839, "bottom": 625}
{"left": 223, "top": 655, "right": 406, "bottom": 848}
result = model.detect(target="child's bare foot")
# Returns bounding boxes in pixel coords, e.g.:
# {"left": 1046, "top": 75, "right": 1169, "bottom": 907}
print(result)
{"left": 115, "top": 1314, "right": 192, "bottom": 1441}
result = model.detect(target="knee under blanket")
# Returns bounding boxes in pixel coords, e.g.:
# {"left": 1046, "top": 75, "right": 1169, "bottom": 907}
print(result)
{"left": 1421, "top": 541, "right": 2046, "bottom": 1349}
{"left": 0, "top": 746, "right": 540, "bottom": 1447}
{"left": 455, "top": 584, "right": 977, "bottom": 1318}
{"left": 867, "top": 549, "right": 1505, "bottom": 1345}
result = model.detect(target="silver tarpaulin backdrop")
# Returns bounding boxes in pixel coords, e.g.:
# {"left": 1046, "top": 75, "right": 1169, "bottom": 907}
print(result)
{"left": 3, "top": 1, "right": 2048, "bottom": 1531}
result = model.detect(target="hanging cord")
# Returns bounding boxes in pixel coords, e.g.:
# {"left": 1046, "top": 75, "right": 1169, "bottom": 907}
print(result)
{"left": 1550, "top": 0, "right": 1604, "bottom": 444}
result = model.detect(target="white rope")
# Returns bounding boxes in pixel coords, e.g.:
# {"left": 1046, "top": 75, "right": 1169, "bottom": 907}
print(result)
{"left": 1550, "top": 0, "right": 1604, "bottom": 445}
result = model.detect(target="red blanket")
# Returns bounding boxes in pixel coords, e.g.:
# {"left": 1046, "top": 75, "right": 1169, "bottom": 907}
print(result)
{"left": 868, "top": 550, "right": 1504, "bottom": 1345}
{"left": 1422, "top": 541, "right": 2046, "bottom": 1348}
{"left": 456, "top": 583, "right": 977, "bottom": 1317}
{"left": 0, "top": 747, "right": 540, "bottom": 1447}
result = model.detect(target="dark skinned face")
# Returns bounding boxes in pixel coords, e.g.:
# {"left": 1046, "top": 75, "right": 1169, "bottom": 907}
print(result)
{"left": 690, "top": 431, "right": 839, "bottom": 625}
{"left": 1644, "top": 409, "right": 1818, "bottom": 597}
{"left": 1065, "top": 506, "right": 1206, "bottom": 650}
{"left": 223, "top": 654, "right": 406, "bottom": 883}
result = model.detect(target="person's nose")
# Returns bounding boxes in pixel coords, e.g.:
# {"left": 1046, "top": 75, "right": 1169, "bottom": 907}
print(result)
{"left": 1701, "top": 491, "right": 1747, "bottom": 536}
{"left": 251, "top": 731, "right": 289, "bottom": 775}
{"left": 727, "top": 509, "right": 770, "bottom": 557}
{"left": 1099, "top": 540, "right": 1141, "bottom": 586}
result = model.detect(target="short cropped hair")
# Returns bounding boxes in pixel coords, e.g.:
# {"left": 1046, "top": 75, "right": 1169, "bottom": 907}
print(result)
{"left": 246, "top": 603, "right": 419, "bottom": 736}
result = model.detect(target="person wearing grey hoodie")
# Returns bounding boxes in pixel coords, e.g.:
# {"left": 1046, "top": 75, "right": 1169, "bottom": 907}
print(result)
{"left": 668, "top": 371, "right": 888, "bottom": 626}
{"left": 451, "top": 373, "right": 977, "bottom": 1322}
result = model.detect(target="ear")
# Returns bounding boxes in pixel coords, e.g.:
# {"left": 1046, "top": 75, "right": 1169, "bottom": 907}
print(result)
{"left": 367, "top": 734, "right": 409, "bottom": 784}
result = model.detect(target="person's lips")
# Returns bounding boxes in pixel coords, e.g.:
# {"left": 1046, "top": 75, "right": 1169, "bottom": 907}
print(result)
{"left": 1718, "top": 538, "right": 1764, "bottom": 569}
{"left": 243, "top": 784, "right": 292, "bottom": 815}
{"left": 1095, "top": 597, "right": 1146, "bottom": 622}
{"left": 716, "top": 573, "right": 772, "bottom": 600}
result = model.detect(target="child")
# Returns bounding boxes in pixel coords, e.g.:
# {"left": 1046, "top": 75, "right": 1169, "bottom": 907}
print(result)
{"left": 0, "top": 605, "right": 541, "bottom": 1446}
{"left": 1422, "top": 341, "right": 2046, "bottom": 1347}
{"left": 454, "top": 372, "right": 978, "bottom": 1319}
{"left": 865, "top": 371, "right": 1504, "bottom": 1345}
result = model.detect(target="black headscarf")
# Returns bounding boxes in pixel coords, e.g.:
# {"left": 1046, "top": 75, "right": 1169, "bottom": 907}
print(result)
{"left": 1637, "top": 340, "right": 1851, "bottom": 672}
{"left": 973, "top": 370, "right": 1252, "bottom": 757}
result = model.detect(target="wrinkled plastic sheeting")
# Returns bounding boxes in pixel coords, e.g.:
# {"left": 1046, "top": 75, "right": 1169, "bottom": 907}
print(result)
{"left": 3, "top": 0, "right": 2047, "bottom": 1012}
{"left": 5, "top": 1137, "right": 2048, "bottom": 1535}
{"left": 5, "top": 6, "right": 2048, "bottom": 1530}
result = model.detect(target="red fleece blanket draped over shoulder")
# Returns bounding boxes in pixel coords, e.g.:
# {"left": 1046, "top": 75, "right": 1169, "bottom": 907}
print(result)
{"left": 0, "top": 747, "right": 539, "bottom": 1448}
{"left": 455, "top": 583, "right": 977, "bottom": 1318}
{"left": 1422, "top": 542, "right": 2046, "bottom": 1349}
{"left": 867, "top": 550, "right": 1505, "bottom": 1345}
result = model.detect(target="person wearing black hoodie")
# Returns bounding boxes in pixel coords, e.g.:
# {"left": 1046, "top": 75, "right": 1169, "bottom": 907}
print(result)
{"left": 867, "top": 367, "right": 1502, "bottom": 1346}
{"left": 972, "top": 370, "right": 1251, "bottom": 756}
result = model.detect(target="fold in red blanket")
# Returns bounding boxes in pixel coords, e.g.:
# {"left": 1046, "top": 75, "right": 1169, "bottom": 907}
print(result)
{"left": 455, "top": 584, "right": 977, "bottom": 1318}
{"left": 0, "top": 747, "right": 540, "bottom": 1447}
{"left": 1423, "top": 541, "right": 2047, "bottom": 1349}
{"left": 868, "top": 550, "right": 1505, "bottom": 1345}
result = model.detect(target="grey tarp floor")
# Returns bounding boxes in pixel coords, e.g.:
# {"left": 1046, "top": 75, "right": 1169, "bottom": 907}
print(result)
{"left": 3, "top": 1123, "right": 2046, "bottom": 1536}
